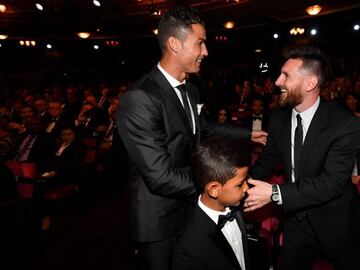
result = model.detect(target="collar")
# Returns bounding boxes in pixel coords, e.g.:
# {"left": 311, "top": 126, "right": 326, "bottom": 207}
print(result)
{"left": 292, "top": 96, "right": 320, "bottom": 129}
{"left": 157, "top": 62, "right": 185, "bottom": 88}
{"left": 198, "top": 195, "right": 230, "bottom": 225}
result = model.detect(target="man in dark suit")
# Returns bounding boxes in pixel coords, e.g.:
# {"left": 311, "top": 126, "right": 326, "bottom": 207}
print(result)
{"left": 172, "top": 137, "right": 251, "bottom": 270}
{"left": 244, "top": 45, "right": 360, "bottom": 270}
{"left": 241, "top": 98, "right": 269, "bottom": 132}
{"left": 117, "top": 6, "right": 267, "bottom": 270}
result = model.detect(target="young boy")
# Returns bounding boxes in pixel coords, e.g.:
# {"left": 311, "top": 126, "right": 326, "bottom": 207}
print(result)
{"left": 172, "top": 137, "right": 251, "bottom": 270}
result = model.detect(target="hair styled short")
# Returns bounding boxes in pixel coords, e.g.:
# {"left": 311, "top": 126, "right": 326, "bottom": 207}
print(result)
{"left": 192, "top": 137, "right": 251, "bottom": 192}
{"left": 283, "top": 45, "right": 330, "bottom": 89}
{"left": 157, "top": 6, "right": 204, "bottom": 52}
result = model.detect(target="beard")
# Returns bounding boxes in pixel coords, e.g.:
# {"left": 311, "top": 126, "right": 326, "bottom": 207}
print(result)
{"left": 279, "top": 89, "right": 303, "bottom": 107}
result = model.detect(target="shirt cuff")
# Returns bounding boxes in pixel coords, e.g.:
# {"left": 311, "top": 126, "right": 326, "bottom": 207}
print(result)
{"left": 276, "top": 184, "right": 283, "bottom": 205}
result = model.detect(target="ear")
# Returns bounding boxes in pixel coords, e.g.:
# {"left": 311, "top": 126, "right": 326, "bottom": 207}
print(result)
{"left": 305, "top": 75, "right": 319, "bottom": 92}
{"left": 168, "top": 36, "right": 181, "bottom": 54}
{"left": 206, "top": 181, "right": 222, "bottom": 199}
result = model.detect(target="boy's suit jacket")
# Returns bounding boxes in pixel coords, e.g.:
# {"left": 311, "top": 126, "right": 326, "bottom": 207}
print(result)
{"left": 172, "top": 204, "right": 251, "bottom": 270}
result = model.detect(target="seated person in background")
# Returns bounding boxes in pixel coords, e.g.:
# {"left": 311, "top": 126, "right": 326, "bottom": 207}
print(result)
{"left": 241, "top": 98, "right": 269, "bottom": 132}
{"left": 217, "top": 107, "right": 230, "bottom": 125}
{"left": 40, "top": 126, "right": 86, "bottom": 187}
{"left": 75, "top": 102, "right": 107, "bottom": 138}
{"left": 0, "top": 113, "right": 18, "bottom": 203}
{"left": 172, "top": 137, "right": 251, "bottom": 270}
{"left": 44, "top": 101, "right": 71, "bottom": 142}
{"left": 13, "top": 117, "right": 54, "bottom": 163}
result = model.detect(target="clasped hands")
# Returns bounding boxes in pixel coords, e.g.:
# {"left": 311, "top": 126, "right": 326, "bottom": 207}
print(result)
{"left": 243, "top": 178, "right": 272, "bottom": 212}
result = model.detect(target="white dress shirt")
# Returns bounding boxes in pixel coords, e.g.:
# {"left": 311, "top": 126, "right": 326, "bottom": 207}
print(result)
{"left": 277, "top": 97, "right": 320, "bottom": 204}
{"left": 157, "top": 63, "right": 196, "bottom": 134}
{"left": 290, "top": 97, "right": 320, "bottom": 182}
{"left": 198, "top": 196, "right": 246, "bottom": 270}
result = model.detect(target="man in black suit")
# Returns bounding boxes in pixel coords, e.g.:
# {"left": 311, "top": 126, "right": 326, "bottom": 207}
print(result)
{"left": 172, "top": 137, "right": 251, "bottom": 270}
{"left": 241, "top": 98, "right": 269, "bottom": 132}
{"left": 244, "top": 45, "right": 360, "bottom": 270}
{"left": 117, "top": 6, "right": 267, "bottom": 270}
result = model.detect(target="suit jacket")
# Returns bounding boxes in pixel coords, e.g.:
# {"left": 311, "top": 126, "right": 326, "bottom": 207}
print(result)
{"left": 251, "top": 99, "right": 360, "bottom": 254}
{"left": 14, "top": 132, "right": 55, "bottom": 163}
{"left": 117, "top": 66, "right": 251, "bottom": 242}
{"left": 241, "top": 113, "right": 270, "bottom": 132}
{"left": 49, "top": 140, "right": 86, "bottom": 183}
{"left": 172, "top": 205, "right": 251, "bottom": 270}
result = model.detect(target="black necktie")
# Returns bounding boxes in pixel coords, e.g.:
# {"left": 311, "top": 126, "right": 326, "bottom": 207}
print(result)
{"left": 294, "top": 114, "right": 303, "bottom": 181}
{"left": 217, "top": 209, "right": 237, "bottom": 229}
{"left": 177, "top": 84, "right": 193, "bottom": 131}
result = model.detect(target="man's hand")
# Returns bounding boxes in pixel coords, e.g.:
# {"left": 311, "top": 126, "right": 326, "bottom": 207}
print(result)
{"left": 251, "top": 131, "right": 267, "bottom": 145}
{"left": 352, "top": 175, "right": 360, "bottom": 185}
{"left": 244, "top": 179, "right": 272, "bottom": 212}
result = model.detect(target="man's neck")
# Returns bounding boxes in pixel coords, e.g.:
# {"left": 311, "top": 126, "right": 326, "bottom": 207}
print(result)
{"left": 159, "top": 58, "right": 187, "bottom": 82}
{"left": 295, "top": 92, "right": 320, "bottom": 113}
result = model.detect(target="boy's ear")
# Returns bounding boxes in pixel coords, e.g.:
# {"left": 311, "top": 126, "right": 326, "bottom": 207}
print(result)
{"left": 206, "top": 181, "right": 222, "bottom": 199}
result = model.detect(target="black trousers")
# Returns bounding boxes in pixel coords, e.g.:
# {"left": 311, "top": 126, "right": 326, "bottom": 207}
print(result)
{"left": 281, "top": 215, "right": 360, "bottom": 270}
{"left": 137, "top": 236, "right": 178, "bottom": 270}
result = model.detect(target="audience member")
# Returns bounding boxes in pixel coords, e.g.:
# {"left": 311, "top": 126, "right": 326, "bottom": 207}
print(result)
{"left": 0, "top": 113, "right": 18, "bottom": 203}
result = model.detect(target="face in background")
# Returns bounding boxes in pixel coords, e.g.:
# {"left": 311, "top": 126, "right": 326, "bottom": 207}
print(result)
{"left": 20, "top": 106, "right": 36, "bottom": 122}
{"left": 176, "top": 23, "right": 208, "bottom": 74}
{"left": 345, "top": 94, "right": 359, "bottom": 112}
{"left": 217, "top": 167, "right": 249, "bottom": 208}
{"left": 60, "top": 128, "right": 76, "bottom": 144}
{"left": 251, "top": 99, "right": 264, "bottom": 115}
{"left": 35, "top": 99, "right": 48, "bottom": 114}
{"left": 275, "top": 58, "right": 306, "bottom": 108}
{"left": 48, "top": 102, "right": 62, "bottom": 118}
{"left": 218, "top": 109, "right": 227, "bottom": 124}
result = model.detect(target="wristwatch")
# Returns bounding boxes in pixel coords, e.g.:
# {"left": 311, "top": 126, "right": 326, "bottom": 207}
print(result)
{"left": 271, "top": 185, "right": 280, "bottom": 203}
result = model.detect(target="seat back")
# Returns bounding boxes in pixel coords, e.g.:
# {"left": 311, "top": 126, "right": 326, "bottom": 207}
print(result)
{"left": 5, "top": 161, "right": 38, "bottom": 199}
{"left": 82, "top": 137, "right": 97, "bottom": 164}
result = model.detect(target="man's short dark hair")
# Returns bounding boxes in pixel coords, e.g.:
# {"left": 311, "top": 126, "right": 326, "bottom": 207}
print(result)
{"left": 158, "top": 6, "right": 204, "bottom": 53}
{"left": 283, "top": 45, "right": 330, "bottom": 89}
{"left": 192, "top": 137, "right": 251, "bottom": 192}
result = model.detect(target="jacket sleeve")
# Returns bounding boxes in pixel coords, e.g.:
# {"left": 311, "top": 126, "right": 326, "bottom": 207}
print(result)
{"left": 116, "top": 89, "right": 196, "bottom": 198}
{"left": 200, "top": 110, "right": 251, "bottom": 141}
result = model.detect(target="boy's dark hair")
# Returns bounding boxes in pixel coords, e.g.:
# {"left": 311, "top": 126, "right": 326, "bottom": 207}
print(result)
{"left": 283, "top": 45, "right": 330, "bottom": 89}
{"left": 158, "top": 6, "right": 204, "bottom": 53}
{"left": 192, "top": 137, "right": 251, "bottom": 192}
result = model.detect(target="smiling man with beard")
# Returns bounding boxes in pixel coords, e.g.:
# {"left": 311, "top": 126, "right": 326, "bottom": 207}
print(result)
{"left": 243, "top": 45, "right": 360, "bottom": 270}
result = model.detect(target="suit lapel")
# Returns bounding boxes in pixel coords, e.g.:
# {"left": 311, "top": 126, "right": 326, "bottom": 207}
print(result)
{"left": 149, "top": 67, "right": 194, "bottom": 139}
{"left": 187, "top": 82, "right": 201, "bottom": 145}
{"left": 301, "top": 100, "right": 327, "bottom": 169}
{"left": 235, "top": 211, "right": 250, "bottom": 270}
{"left": 210, "top": 227, "right": 242, "bottom": 270}
{"left": 281, "top": 111, "right": 292, "bottom": 178}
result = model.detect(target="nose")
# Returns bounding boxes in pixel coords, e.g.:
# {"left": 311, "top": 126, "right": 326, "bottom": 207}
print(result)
{"left": 202, "top": 43, "right": 208, "bottom": 56}
{"left": 275, "top": 74, "right": 283, "bottom": 87}
{"left": 243, "top": 181, "right": 249, "bottom": 192}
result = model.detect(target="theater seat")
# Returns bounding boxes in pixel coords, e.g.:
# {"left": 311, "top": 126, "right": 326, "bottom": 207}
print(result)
{"left": 312, "top": 259, "right": 334, "bottom": 270}
{"left": 42, "top": 138, "right": 96, "bottom": 202}
{"left": 43, "top": 183, "right": 79, "bottom": 200}
{"left": 6, "top": 161, "right": 38, "bottom": 199}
